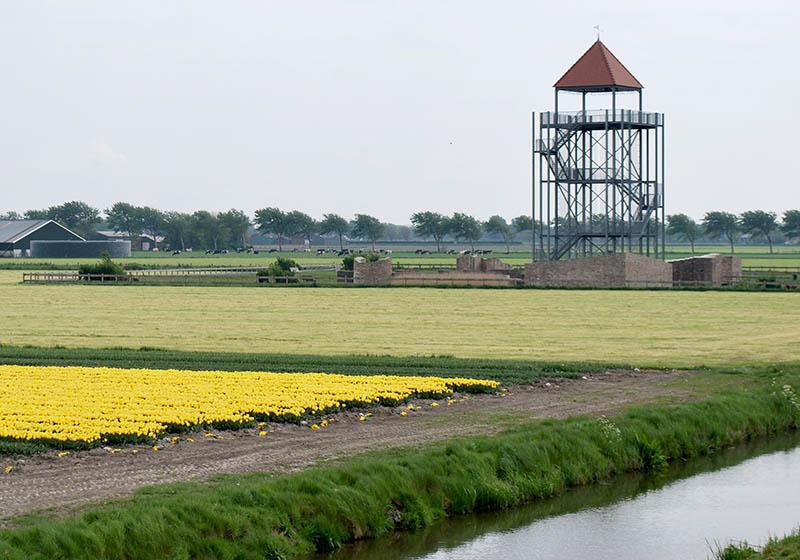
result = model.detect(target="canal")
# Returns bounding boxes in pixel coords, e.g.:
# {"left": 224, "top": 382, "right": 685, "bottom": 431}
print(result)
{"left": 319, "top": 432, "right": 800, "bottom": 559}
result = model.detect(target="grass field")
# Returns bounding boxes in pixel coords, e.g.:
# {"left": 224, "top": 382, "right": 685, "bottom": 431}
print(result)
{"left": 1, "top": 270, "right": 798, "bottom": 366}
{"left": 2, "top": 245, "right": 800, "bottom": 270}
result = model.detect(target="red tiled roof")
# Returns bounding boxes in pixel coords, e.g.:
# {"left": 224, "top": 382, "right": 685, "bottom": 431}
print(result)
{"left": 554, "top": 40, "right": 642, "bottom": 91}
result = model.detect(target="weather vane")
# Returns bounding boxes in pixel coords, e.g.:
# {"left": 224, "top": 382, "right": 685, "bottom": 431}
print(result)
{"left": 594, "top": 25, "right": 600, "bottom": 41}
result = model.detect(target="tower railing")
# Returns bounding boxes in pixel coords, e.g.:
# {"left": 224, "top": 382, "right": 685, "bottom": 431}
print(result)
{"left": 541, "top": 110, "right": 662, "bottom": 127}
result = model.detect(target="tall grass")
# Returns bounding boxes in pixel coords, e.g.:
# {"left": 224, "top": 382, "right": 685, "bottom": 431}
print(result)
{"left": 1, "top": 381, "right": 797, "bottom": 559}
{"left": 714, "top": 528, "right": 800, "bottom": 559}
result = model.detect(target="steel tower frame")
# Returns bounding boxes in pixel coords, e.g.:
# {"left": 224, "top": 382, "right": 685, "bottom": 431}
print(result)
{"left": 532, "top": 88, "right": 665, "bottom": 261}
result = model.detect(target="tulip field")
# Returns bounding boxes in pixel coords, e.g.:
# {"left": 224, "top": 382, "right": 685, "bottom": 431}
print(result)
{"left": 0, "top": 365, "right": 497, "bottom": 444}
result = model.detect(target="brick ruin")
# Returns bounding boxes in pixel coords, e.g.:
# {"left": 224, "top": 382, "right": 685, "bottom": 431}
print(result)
{"left": 455, "top": 255, "right": 513, "bottom": 273}
{"left": 351, "top": 257, "right": 393, "bottom": 286}
{"left": 668, "top": 254, "right": 742, "bottom": 287}
{"left": 524, "top": 253, "right": 673, "bottom": 288}
{"left": 352, "top": 256, "right": 519, "bottom": 287}
{"left": 350, "top": 252, "right": 742, "bottom": 289}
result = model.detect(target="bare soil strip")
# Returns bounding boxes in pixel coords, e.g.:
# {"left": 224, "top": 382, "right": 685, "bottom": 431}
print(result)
{"left": 0, "top": 370, "right": 695, "bottom": 522}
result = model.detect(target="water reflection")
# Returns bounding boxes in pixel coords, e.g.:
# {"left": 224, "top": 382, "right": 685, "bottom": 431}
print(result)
{"left": 318, "top": 433, "right": 800, "bottom": 560}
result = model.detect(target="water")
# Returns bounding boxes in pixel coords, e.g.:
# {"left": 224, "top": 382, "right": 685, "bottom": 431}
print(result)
{"left": 321, "top": 434, "right": 800, "bottom": 560}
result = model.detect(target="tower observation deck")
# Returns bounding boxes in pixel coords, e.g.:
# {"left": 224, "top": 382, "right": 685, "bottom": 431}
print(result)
{"left": 532, "top": 40, "right": 665, "bottom": 261}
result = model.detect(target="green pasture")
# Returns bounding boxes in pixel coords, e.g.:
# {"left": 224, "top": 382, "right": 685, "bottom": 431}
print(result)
{"left": 2, "top": 245, "right": 800, "bottom": 270}
{"left": 1, "top": 270, "right": 798, "bottom": 366}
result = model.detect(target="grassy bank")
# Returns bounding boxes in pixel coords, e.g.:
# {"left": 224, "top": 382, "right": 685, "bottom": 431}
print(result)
{"left": 1, "top": 375, "right": 798, "bottom": 559}
{"left": 716, "top": 529, "right": 800, "bottom": 559}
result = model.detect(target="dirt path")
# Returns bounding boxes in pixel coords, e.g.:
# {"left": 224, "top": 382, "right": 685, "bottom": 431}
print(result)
{"left": 0, "top": 370, "right": 695, "bottom": 522}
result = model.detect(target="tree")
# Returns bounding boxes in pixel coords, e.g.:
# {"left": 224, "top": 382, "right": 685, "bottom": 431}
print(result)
{"left": 163, "top": 212, "right": 192, "bottom": 251}
{"left": 254, "top": 207, "right": 295, "bottom": 251}
{"left": 0, "top": 211, "right": 22, "bottom": 220}
{"left": 287, "top": 211, "right": 317, "bottom": 248}
{"left": 46, "top": 201, "right": 101, "bottom": 237}
{"left": 703, "top": 211, "right": 740, "bottom": 254}
{"left": 23, "top": 209, "right": 49, "bottom": 220}
{"left": 191, "top": 211, "right": 225, "bottom": 251}
{"left": 218, "top": 209, "right": 251, "bottom": 248}
{"left": 512, "top": 215, "right": 533, "bottom": 233}
{"left": 139, "top": 207, "right": 166, "bottom": 251}
{"left": 449, "top": 213, "right": 483, "bottom": 251}
{"left": 106, "top": 202, "right": 145, "bottom": 238}
{"left": 781, "top": 210, "right": 800, "bottom": 241}
{"left": 395, "top": 225, "right": 413, "bottom": 241}
{"left": 666, "top": 214, "right": 701, "bottom": 254}
{"left": 319, "top": 213, "right": 350, "bottom": 250}
{"left": 484, "top": 215, "right": 514, "bottom": 253}
{"left": 410, "top": 211, "right": 450, "bottom": 252}
{"left": 740, "top": 210, "right": 779, "bottom": 254}
{"left": 351, "top": 214, "right": 385, "bottom": 251}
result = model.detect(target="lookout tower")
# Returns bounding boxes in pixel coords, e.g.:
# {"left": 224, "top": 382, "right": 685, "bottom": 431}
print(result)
{"left": 532, "top": 40, "right": 665, "bottom": 260}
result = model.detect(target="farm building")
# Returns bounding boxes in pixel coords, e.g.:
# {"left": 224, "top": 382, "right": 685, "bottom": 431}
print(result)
{"left": 0, "top": 220, "right": 84, "bottom": 257}
{"left": 94, "top": 230, "right": 164, "bottom": 251}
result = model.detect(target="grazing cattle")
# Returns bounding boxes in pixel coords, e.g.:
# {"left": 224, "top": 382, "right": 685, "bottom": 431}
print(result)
{"left": 268, "top": 249, "right": 278, "bottom": 253}
{"left": 172, "top": 250, "right": 181, "bottom": 256}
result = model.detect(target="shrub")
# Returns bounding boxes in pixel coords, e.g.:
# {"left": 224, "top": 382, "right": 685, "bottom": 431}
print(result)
{"left": 257, "top": 257, "right": 298, "bottom": 278}
{"left": 78, "top": 253, "right": 125, "bottom": 278}
{"left": 342, "top": 253, "right": 380, "bottom": 271}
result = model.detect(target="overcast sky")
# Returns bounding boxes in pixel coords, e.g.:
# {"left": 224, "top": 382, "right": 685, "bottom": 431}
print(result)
{"left": 1, "top": 0, "right": 798, "bottom": 223}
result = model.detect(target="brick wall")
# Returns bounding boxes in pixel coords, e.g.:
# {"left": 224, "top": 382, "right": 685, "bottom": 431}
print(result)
{"left": 720, "top": 255, "right": 742, "bottom": 284}
{"left": 352, "top": 257, "right": 392, "bottom": 285}
{"left": 669, "top": 254, "right": 742, "bottom": 287}
{"left": 392, "top": 270, "right": 519, "bottom": 287}
{"left": 524, "top": 253, "right": 672, "bottom": 288}
{"left": 456, "top": 255, "right": 512, "bottom": 273}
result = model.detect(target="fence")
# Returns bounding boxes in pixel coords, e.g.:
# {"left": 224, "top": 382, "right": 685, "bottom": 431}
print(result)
{"left": 21, "top": 270, "right": 324, "bottom": 286}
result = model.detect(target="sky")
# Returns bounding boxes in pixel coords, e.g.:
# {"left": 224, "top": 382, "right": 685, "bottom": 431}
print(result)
{"left": 1, "top": 0, "right": 798, "bottom": 223}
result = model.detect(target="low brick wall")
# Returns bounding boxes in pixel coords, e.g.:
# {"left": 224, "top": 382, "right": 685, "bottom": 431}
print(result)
{"left": 720, "top": 255, "right": 742, "bottom": 284}
{"left": 391, "top": 270, "right": 520, "bottom": 287}
{"left": 524, "top": 253, "right": 672, "bottom": 288}
{"left": 352, "top": 257, "right": 392, "bottom": 285}
{"left": 456, "top": 255, "right": 513, "bottom": 273}
{"left": 669, "top": 253, "right": 742, "bottom": 287}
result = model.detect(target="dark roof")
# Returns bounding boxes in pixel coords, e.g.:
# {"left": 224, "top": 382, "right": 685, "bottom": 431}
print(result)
{"left": 554, "top": 40, "right": 642, "bottom": 92}
{"left": 0, "top": 220, "right": 84, "bottom": 244}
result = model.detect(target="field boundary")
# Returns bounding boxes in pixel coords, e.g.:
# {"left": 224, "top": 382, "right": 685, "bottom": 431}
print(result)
{"left": 19, "top": 264, "right": 800, "bottom": 290}
{"left": 0, "top": 344, "right": 625, "bottom": 383}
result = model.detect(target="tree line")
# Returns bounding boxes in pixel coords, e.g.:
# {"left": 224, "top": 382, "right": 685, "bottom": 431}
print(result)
{"left": 667, "top": 210, "right": 800, "bottom": 254}
{"left": 2, "top": 201, "right": 798, "bottom": 253}
{"left": 0, "top": 202, "right": 534, "bottom": 252}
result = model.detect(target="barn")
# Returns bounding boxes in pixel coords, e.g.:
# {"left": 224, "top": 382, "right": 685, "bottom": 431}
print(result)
{"left": 94, "top": 230, "right": 164, "bottom": 251}
{"left": 0, "top": 220, "right": 84, "bottom": 257}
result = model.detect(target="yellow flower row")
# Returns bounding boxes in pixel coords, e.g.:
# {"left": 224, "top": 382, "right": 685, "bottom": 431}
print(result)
{"left": 0, "top": 365, "right": 497, "bottom": 443}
